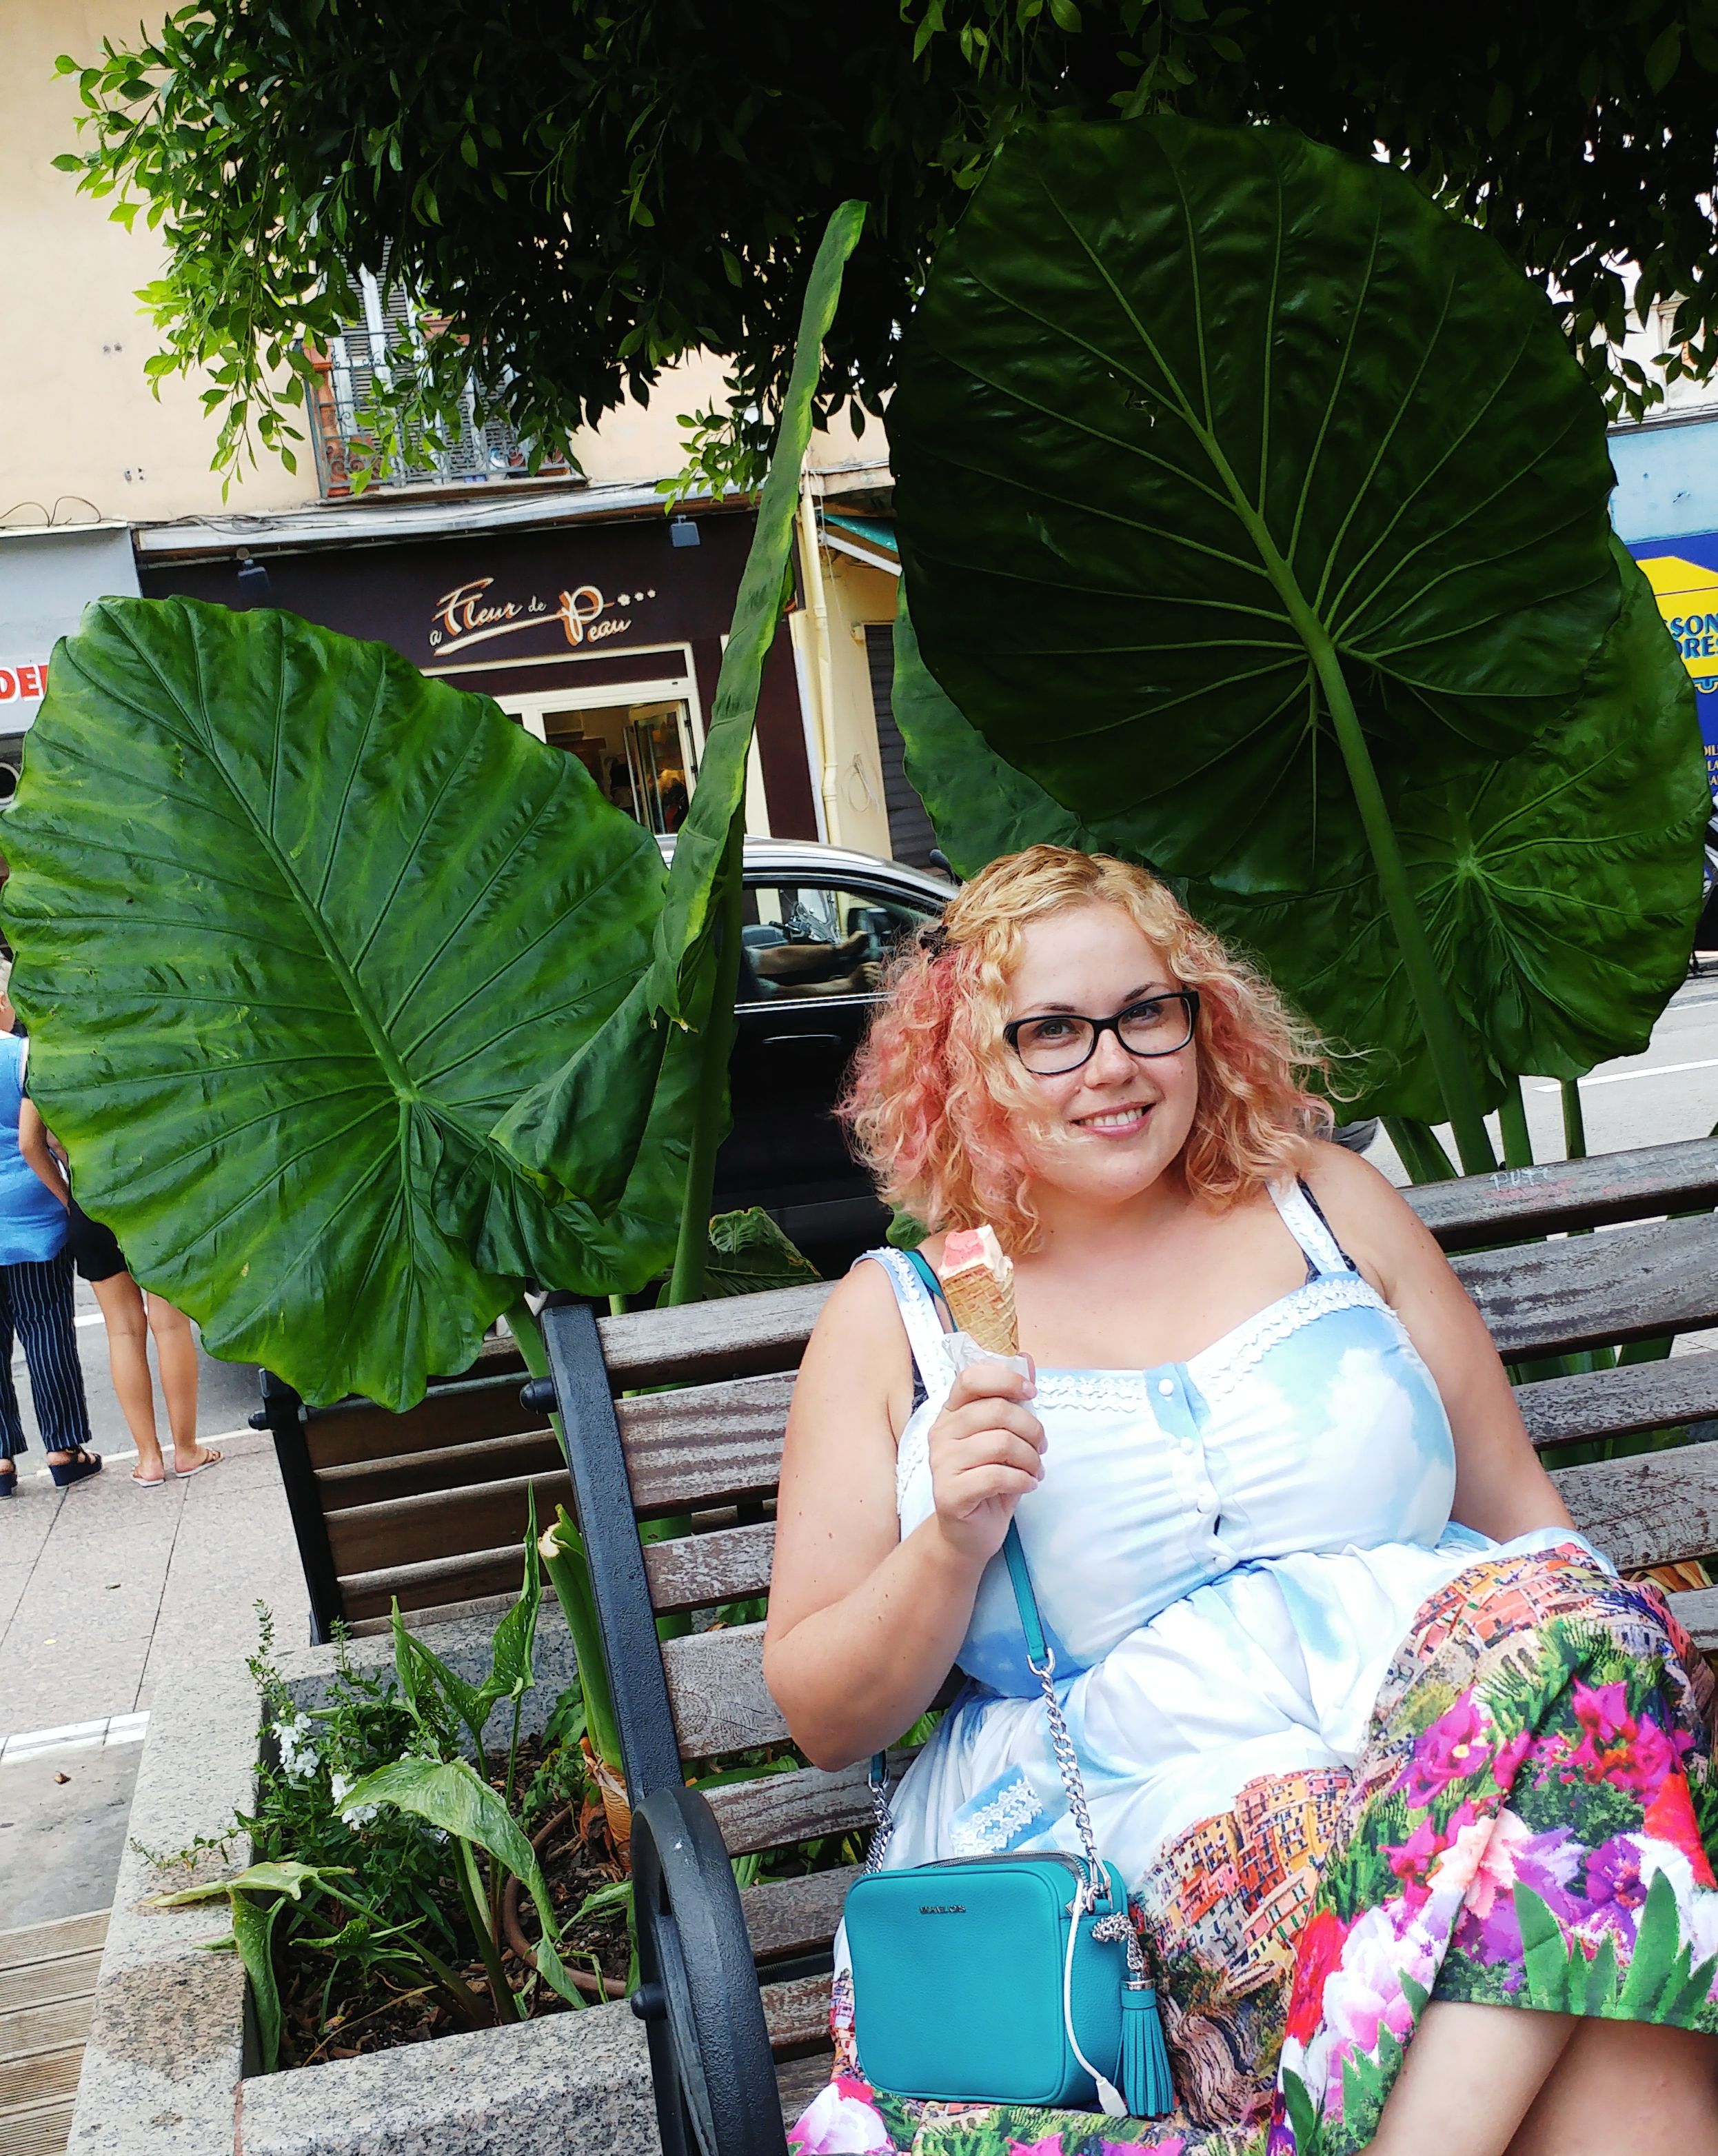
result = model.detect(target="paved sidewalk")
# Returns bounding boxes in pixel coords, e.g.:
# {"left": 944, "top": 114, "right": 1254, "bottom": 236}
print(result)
{"left": 0, "top": 1340, "right": 301, "bottom": 1926}
{"left": 0, "top": 1424, "right": 296, "bottom": 1743}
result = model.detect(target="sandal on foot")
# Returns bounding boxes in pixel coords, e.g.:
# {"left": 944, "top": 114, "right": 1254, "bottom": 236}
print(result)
{"left": 0, "top": 1464, "right": 14, "bottom": 1498}
{"left": 174, "top": 1448, "right": 223, "bottom": 1479}
{"left": 131, "top": 1467, "right": 167, "bottom": 1487}
{"left": 48, "top": 1447, "right": 103, "bottom": 1488}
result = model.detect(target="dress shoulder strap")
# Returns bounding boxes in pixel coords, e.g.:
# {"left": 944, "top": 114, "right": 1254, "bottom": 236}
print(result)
{"left": 855, "top": 1247, "right": 954, "bottom": 1405}
{"left": 1269, "top": 1174, "right": 1357, "bottom": 1278}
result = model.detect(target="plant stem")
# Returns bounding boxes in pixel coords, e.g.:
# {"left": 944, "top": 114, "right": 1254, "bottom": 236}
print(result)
{"left": 1497, "top": 1078, "right": 1534, "bottom": 1171}
{"left": 455, "top": 1835, "right": 520, "bottom": 2022}
{"left": 1562, "top": 1077, "right": 1588, "bottom": 1160}
{"left": 1309, "top": 655, "right": 1496, "bottom": 1176}
{"left": 1382, "top": 1116, "right": 1458, "bottom": 1185}
{"left": 667, "top": 805, "right": 746, "bottom": 1307}
{"left": 541, "top": 1509, "right": 625, "bottom": 1774}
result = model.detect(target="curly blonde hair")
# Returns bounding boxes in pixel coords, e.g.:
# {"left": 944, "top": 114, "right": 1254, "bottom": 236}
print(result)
{"left": 841, "top": 847, "right": 1332, "bottom": 1251}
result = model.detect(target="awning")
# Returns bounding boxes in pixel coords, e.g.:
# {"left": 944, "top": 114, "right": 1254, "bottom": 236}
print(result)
{"left": 820, "top": 512, "right": 900, "bottom": 576}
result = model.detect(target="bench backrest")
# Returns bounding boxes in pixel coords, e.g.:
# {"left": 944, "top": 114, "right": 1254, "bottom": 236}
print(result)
{"left": 537, "top": 1135, "right": 1718, "bottom": 2057}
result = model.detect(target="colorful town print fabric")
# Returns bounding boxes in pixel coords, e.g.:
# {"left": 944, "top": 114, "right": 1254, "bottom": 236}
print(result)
{"left": 788, "top": 1546, "right": 1718, "bottom": 2156}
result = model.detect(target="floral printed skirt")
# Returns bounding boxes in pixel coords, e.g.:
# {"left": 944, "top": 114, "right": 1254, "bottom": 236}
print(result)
{"left": 788, "top": 1544, "right": 1718, "bottom": 2156}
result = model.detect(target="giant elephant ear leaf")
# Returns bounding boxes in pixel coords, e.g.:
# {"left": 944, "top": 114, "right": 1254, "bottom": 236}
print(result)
{"left": 891, "top": 589, "right": 1129, "bottom": 878}
{"left": 893, "top": 114, "right": 1620, "bottom": 895}
{"left": 2, "top": 596, "right": 673, "bottom": 1409}
{"left": 1196, "top": 541, "right": 1708, "bottom": 1116}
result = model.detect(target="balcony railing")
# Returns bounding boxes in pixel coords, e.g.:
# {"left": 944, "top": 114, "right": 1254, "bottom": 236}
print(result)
{"left": 304, "top": 270, "right": 569, "bottom": 498}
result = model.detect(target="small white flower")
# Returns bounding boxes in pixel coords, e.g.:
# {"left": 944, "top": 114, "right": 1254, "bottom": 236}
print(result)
{"left": 274, "top": 1715, "right": 320, "bottom": 1784}
{"left": 330, "top": 1769, "right": 379, "bottom": 1827}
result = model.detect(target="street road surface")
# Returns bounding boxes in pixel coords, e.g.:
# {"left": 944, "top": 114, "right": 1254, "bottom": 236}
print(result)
{"left": 1370, "top": 971, "right": 1718, "bottom": 1182}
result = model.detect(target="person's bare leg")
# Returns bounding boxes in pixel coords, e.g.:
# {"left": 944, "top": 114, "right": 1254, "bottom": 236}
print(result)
{"left": 145, "top": 1295, "right": 214, "bottom": 1472}
{"left": 92, "top": 1271, "right": 163, "bottom": 1482}
{"left": 1365, "top": 1999, "right": 1575, "bottom": 2156}
{"left": 1503, "top": 2018, "right": 1718, "bottom": 2156}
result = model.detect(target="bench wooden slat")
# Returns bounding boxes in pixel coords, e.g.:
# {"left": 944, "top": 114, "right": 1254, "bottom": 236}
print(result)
{"left": 1453, "top": 1214, "right": 1718, "bottom": 1358}
{"left": 761, "top": 1971, "right": 833, "bottom": 2055}
{"left": 700, "top": 1751, "right": 920, "bottom": 1858}
{"left": 305, "top": 1374, "right": 539, "bottom": 1471}
{"left": 618, "top": 1373, "right": 796, "bottom": 1513}
{"left": 599, "top": 1284, "right": 833, "bottom": 1388}
{"left": 1666, "top": 1585, "right": 1718, "bottom": 1651}
{"left": 1404, "top": 1138, "right": 1718, "bottom": 1251}
{"left": 338, "top": 1544, "right": 529, "bottom": 1622}
{"left": 778, "top": 2052, "right": 837, "bottom": 2128}
{"left": 316, "top": 1427, "right": 564, "bottom": 1510}
{"left": 663, "top": 1623, "right": 784, "bottom": 1756}
{"left": 323, "top": 1469, "right": 572, "bottom": 1578}
{"left": 738, "top": 1868, "right": 857, "bottom": 1962}
{"left": 1553, "top": 1439, "right": 1718, "bottom": 1572}
{"left": 645, "top": 1520, "right": 776, "bottom": 1613}
{"left": 1516, "top": 1353, "right": 1718, "bottom": 1450}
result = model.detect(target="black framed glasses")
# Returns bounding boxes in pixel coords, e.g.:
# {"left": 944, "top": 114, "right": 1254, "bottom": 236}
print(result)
{"left": 1004, "top": 990, "right": 1201, "bottom": 1076}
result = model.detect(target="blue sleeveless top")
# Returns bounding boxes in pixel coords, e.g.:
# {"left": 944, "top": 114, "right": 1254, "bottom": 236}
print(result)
{"left": 0, "top": 1035, "right": 67, "bottom": 1265}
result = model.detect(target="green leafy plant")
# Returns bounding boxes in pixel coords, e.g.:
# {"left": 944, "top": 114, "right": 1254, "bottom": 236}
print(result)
{"left": 892, "top": 112, "right": 1640, "bottom": 1170}
{"left": 889, "top": 114, "right": 1707, "bottom": 1171}
{"left": 49, "top": 4, "right": 1718, "bottom": 495}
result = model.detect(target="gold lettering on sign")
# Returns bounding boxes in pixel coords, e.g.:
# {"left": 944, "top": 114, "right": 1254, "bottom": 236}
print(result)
{"left": 427, "top": 574, "right": 651, "bottom": 654}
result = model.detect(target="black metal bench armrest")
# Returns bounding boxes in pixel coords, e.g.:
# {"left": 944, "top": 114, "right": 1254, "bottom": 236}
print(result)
{"left": 631, "top": 1781, "right": 789, "bottom": 2156}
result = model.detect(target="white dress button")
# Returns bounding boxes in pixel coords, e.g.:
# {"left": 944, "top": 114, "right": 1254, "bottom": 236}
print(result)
{"left": 1180, "top": 1435, "right": 1195, "bottom": 1455}
{"left": 1157, "top": 1378, "right": 1174, "bottom": 1397}
{"left": 1196, "top": 1491, "right": 1216, "bottom": 1514}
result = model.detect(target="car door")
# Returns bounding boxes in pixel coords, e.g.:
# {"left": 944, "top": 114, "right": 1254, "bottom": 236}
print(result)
{"left": 716, "top": 876, "right": 942, "bottom": 1264}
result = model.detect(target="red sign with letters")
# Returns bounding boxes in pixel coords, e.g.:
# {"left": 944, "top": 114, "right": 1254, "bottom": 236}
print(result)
{"left": 0, "top": 658, "right": 50, "bottom": 721}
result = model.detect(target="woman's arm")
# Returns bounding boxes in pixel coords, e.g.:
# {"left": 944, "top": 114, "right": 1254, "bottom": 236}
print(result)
{"left": 1302, "top": 1144, "right": 1573, "bottom": 1541}
{"left": 764, "top": 1258, "right": 1047, "bottom": 1770}
{"left": 18, "top": 1100, "right": 70, "bottom": 1209}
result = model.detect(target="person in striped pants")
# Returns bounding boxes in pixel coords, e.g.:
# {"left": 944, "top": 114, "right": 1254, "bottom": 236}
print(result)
{"left": 0, "top": 965, "right": 97, "bottom": 1495}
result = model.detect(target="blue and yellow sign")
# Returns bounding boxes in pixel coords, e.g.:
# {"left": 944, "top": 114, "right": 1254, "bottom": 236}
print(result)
{"left": 1630, "top": 535, "right": 1718, "bottom": 802}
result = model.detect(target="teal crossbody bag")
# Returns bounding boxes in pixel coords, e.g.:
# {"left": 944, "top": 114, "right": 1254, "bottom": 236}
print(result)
{"left": 840, "top": 1251, "right": 1175, "bottom": 2118}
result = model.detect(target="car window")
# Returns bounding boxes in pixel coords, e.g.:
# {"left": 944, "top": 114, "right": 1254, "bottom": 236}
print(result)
{"left": 738, "top": 883, "right": 938, "bottom": 1003}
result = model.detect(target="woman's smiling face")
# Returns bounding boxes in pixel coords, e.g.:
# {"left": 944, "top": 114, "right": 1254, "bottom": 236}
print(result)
{"left": 1002, "top": 900, "right": 1200, "bottom": 1207}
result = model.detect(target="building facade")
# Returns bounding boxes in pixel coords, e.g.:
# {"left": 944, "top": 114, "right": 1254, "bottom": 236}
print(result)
{"left": 2, "top": 0, "right": 925, "bottom": 862}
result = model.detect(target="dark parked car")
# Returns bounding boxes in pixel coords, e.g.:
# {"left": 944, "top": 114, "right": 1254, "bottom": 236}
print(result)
{"left": 665, "top": 836, "right": 1375, "bottom": 1276}
{"left": 660, "top": 838, "right": 951, "bottom": 1271}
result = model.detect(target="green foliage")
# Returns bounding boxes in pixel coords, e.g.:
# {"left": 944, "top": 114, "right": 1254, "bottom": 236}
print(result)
{"left": 336, "top": 1755, "right": 583, "bottom": 2004}
{"left": 893, "top": 113, "right": 1619, "bottom": 898}
{"left": 1197, "top": 543, "right": 1709, "bottom": 1118}
{"left": 1, "top": 598, "right": 685, "bottom": 1408}
{"left": 52, "top": 5, "right": 1718, "bottom": 490}
{"left": 704, "top": 1209, "right": 822, "bottom": 1297}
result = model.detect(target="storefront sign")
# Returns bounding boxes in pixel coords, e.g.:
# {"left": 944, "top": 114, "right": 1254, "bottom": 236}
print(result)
{"left": 1633, "top": 543, "right": 1718, "bottom": 800}
{"left": 0, "top": 656, "right": 50, "bottom": 725}
{"left": 427, "top": 575, "right": 657, "bottom": 659}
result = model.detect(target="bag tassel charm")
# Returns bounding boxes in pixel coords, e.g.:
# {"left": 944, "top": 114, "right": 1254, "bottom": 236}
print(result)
{"left": 1120, "top": 1932, "right": 1175, "bottom": 2119}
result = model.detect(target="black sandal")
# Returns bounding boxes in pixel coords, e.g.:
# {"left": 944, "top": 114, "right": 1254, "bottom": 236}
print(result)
{"left": 48, "top": 1447, "right": 102, "bottom": 1489}
{"left": 0, "top": 1461, "right": 14, "bottom": 1498}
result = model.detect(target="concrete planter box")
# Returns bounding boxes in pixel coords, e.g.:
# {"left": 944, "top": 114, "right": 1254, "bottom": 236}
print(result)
{"left": 69, "top": 1609, "right": 660, "bottom": 2156}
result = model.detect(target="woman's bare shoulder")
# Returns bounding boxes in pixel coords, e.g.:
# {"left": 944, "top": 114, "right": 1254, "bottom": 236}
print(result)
{"left": 798, "top": 1254, "right": 913, "bottom": 1392}
{"left": 1297, "top": 1138, "right": 1442, "bottom": 1278}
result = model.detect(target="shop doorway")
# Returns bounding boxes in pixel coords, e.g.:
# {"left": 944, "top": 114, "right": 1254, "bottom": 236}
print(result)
{"left": 498, "top": 677, "right": 703, "bottom": 834}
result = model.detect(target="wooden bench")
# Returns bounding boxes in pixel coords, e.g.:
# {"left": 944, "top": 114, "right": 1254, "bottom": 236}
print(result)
{"left": 518, "top": 1134, "right": 1718, "bottom": 2156}
{"left": 252, "top": 1334, "right": 570, "bottom": 1641}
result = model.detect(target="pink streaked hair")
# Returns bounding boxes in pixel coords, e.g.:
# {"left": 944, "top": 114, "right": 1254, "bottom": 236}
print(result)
{"left": 840, "top": 846, "right": 1333, "bottom": 1251}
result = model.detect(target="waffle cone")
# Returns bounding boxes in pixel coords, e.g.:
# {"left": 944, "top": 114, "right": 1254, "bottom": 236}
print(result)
{"left": 937, "top": 1225, "right": 1018, "bottom": 1356}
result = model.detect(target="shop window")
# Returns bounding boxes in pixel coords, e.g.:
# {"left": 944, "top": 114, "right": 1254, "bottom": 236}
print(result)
{"left": 501, "top": 692, "right": 699, "bottom": 834}
{"left": 738, "top": 885, "right": 936, "bottom": 1003}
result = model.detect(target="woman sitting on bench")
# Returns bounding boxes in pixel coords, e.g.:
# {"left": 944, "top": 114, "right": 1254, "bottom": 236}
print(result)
{"left": 765, "top": 845, "right": 1718, "bottom": 2156}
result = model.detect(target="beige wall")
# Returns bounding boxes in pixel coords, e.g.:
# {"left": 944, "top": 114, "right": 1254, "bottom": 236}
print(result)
{"left": 2, "top": 0, "right": 312, "bottom": 523}
{"left": 792, "top": 540, "right": 901, "bottom": 857}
